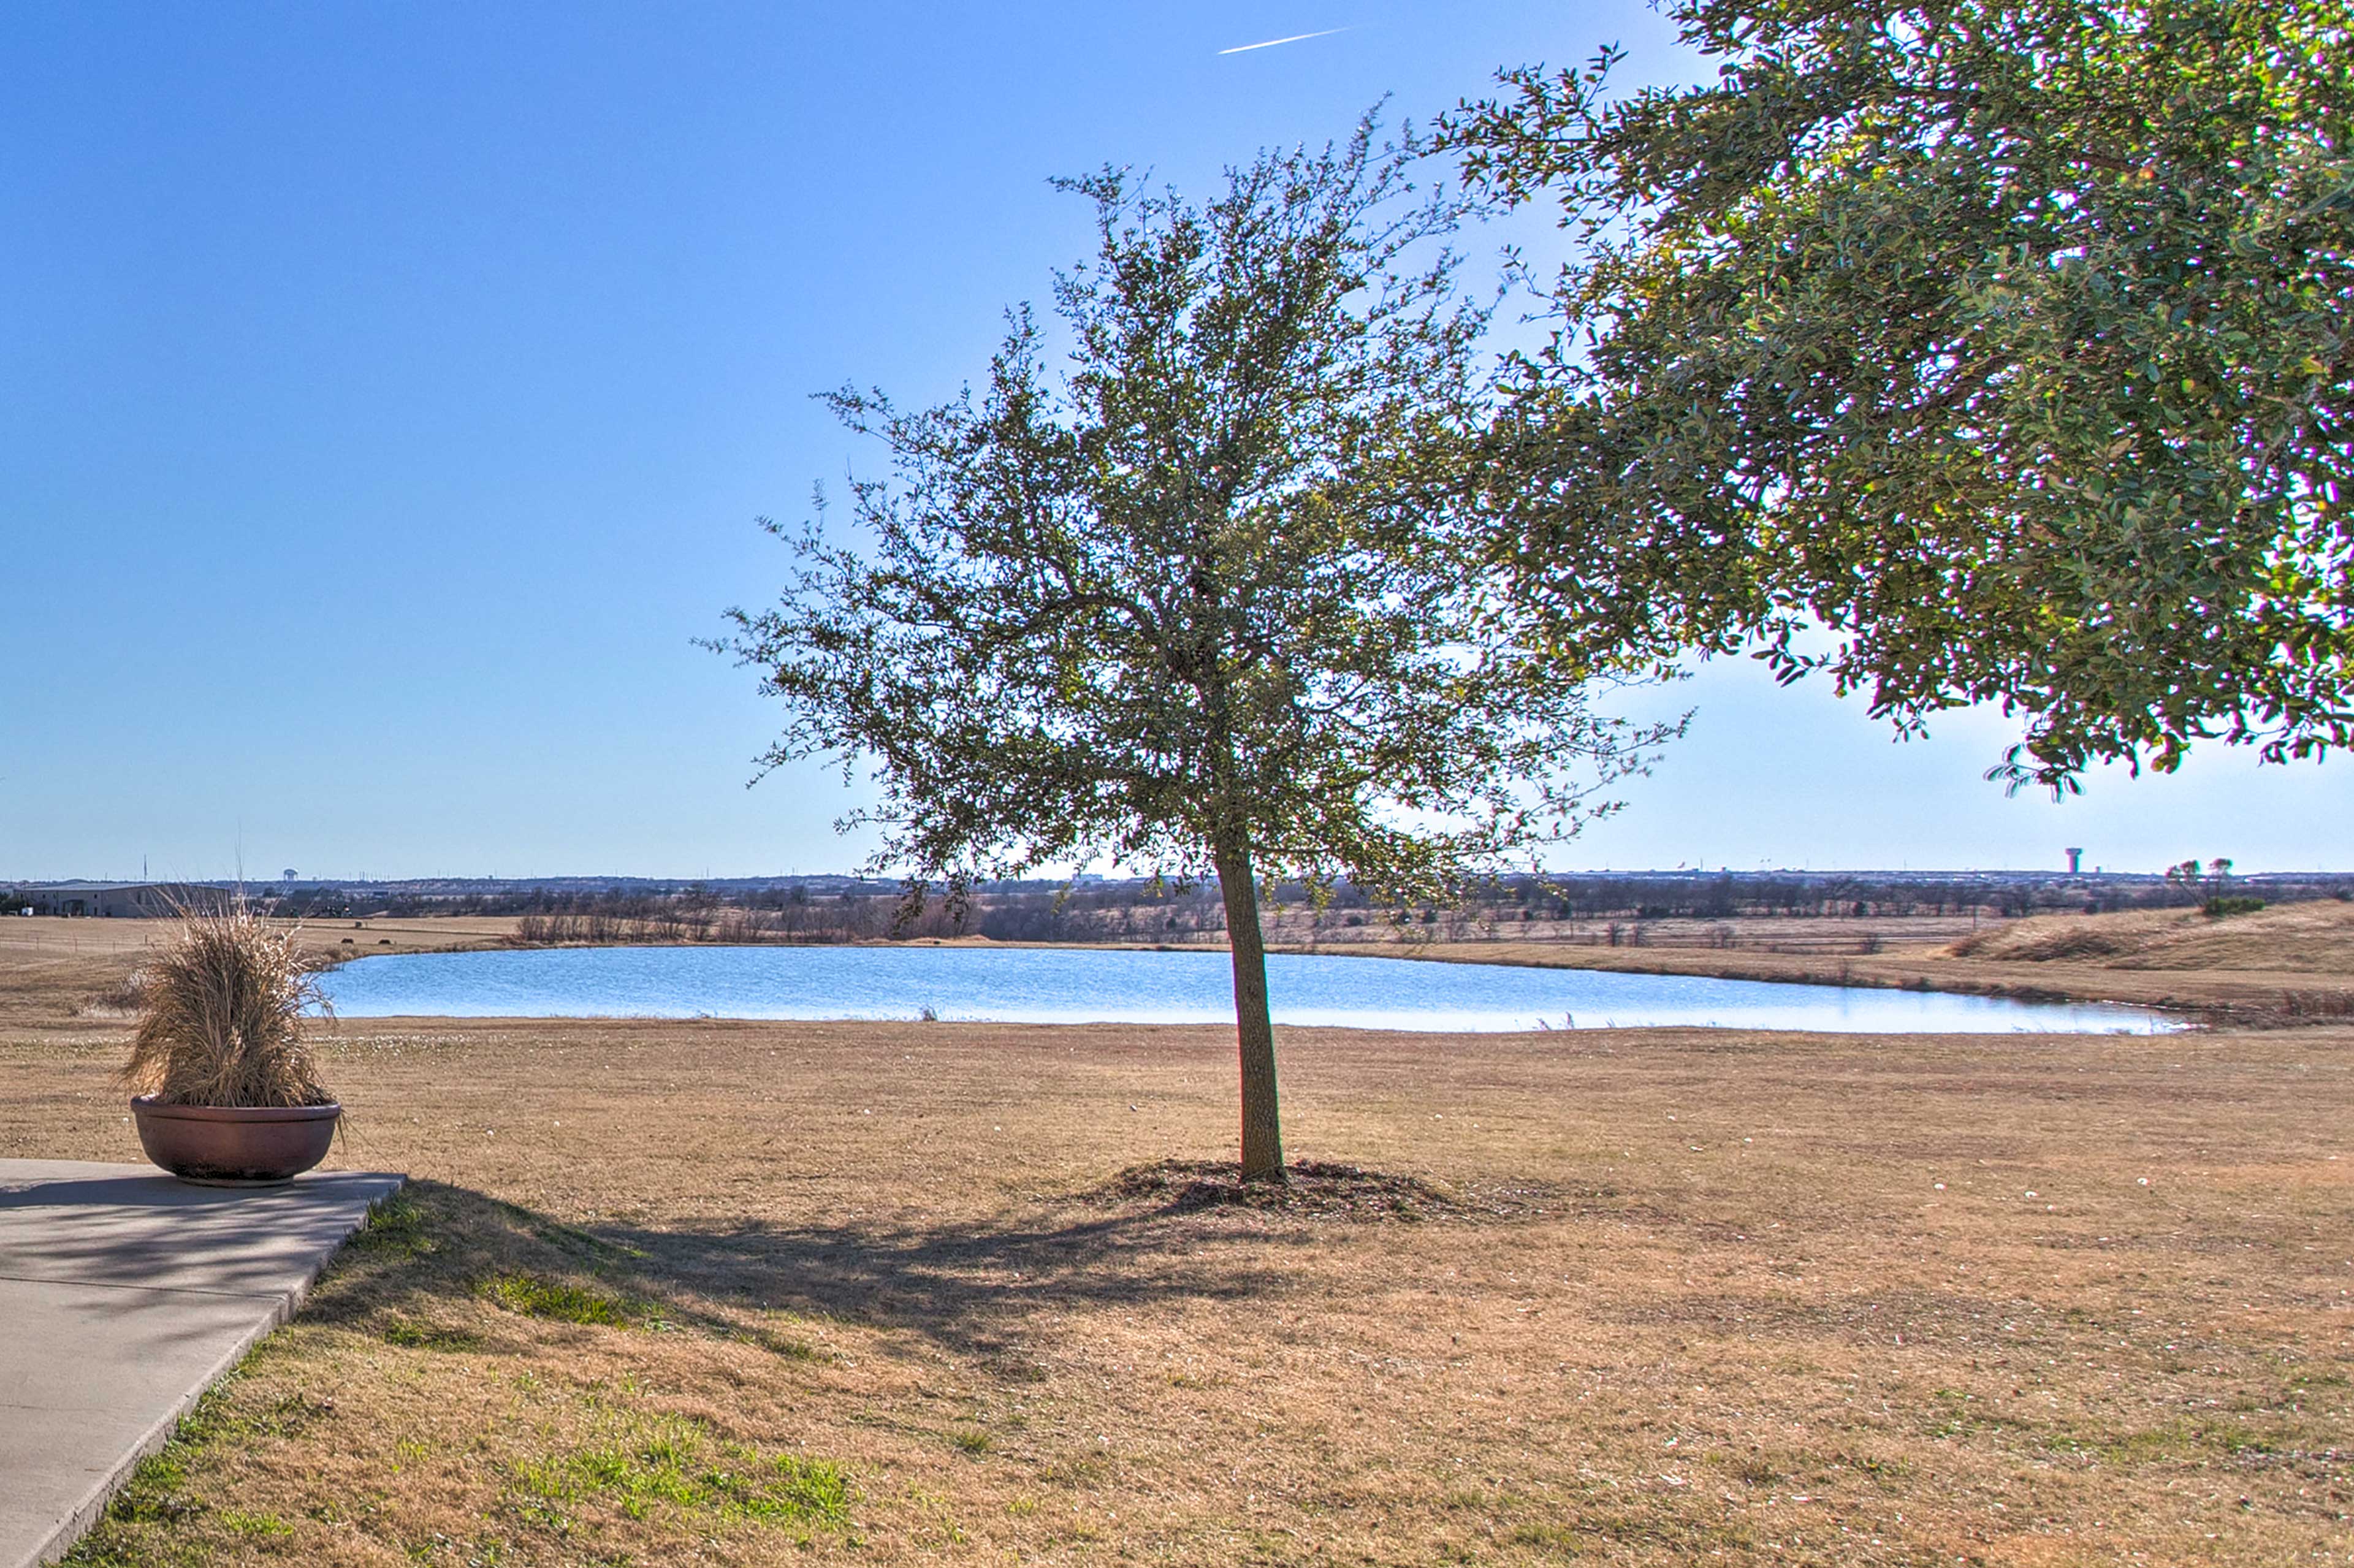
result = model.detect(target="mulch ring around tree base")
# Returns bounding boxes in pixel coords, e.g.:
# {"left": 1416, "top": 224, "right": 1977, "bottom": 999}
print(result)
{"left": 1092, "top": 1159, "right": 1552, "bottom": 1222}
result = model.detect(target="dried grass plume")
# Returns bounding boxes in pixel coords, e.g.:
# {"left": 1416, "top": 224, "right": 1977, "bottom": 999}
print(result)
{"left": 121, "top": 905, "right": 334, "bottom": 1108}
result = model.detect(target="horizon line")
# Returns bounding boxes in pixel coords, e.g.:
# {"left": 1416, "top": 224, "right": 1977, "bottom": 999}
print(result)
{"left": 13, "top": 866, "right": 2352, "bottom": 886}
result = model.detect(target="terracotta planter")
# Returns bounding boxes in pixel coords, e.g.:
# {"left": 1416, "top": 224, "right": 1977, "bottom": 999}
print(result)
{"left": 130, "top": 1096, "right": 341, "bottom": 1186}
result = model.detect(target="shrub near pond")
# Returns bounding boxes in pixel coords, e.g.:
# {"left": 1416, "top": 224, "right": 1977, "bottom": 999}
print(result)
{"left": 121, "top": 907, "right": 331, "bottom": 1108}
{"left": 118, "top": 905, "right": 343, "bottom": 1182}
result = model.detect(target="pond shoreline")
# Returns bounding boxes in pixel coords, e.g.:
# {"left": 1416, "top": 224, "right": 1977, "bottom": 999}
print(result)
{"left": 465, "top": 931, "right": 2188, "bottom": 1018}
{"left": 314, "top": 942, "right": 2174, "bottom": 1034}
{"left": 278, "top": 904, "right": 2354, "bottom": 1027}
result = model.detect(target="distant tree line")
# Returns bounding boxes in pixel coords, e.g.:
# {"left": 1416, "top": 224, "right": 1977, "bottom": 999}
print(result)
{"left": 7, "top": 870, "right": 2346, "bottom": 933}
{"left": 956, "top": 870, "right": 2354, "bottom": 945}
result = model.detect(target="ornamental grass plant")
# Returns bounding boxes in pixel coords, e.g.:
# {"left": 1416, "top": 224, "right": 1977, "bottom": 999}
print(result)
{"left": 120, "top": 905, "right": 333, "bottom": 1108}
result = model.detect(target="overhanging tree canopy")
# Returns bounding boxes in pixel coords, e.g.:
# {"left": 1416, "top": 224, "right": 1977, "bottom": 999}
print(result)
{"left": 722, "top": 127, "right": 1671, "bottom": 1179}
{"left": 1446, "top": 0, "right": 2354, "bottom": 790}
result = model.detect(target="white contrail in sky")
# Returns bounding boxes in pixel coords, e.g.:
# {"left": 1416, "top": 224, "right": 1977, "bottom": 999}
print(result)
{"left": 1218, "top": 27, "right": 1349, "bottom": 55}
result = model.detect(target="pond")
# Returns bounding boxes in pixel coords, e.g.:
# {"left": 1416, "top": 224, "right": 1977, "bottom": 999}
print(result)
{"left": 313, "top": 943, "right": 2178, "bottom": 1035}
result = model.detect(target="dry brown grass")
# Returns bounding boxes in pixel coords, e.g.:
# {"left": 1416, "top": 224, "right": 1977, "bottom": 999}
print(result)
{"left": 120, "top": 908, "right": 332, "bottom": 1108}
{"left": 1947, "top": 899, "right": 2354, "bottom": 974}
{"left": 0, "top": 915, "right": 516, "bottom": 1027}
{"left": 1, "top": 983, "right": 2345, "bottom": 1566}
{"left": 1384, "top": 900, "right": 2354, "bottom": 1021}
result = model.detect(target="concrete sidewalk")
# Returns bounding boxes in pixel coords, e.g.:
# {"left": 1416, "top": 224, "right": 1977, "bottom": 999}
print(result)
{"left": 0, "top": 1159, "right": 403, "bottom": 1568}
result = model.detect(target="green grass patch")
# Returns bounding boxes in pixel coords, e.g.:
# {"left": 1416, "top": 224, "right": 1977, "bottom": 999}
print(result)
{"left": 477, "top": 1272, "right": 638, "bottom": 1327}
{"left": 214, "top": 1508, "right": 292, "bottom": 1540}
{"left": 509, "top": 1413, "right": 850, "bottom": 1530}
{"left": 352, "top": 1192, "right": 435, "bottom": 1259}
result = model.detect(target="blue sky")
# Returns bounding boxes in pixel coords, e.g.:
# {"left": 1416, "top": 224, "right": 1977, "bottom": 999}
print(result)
{"left": 2, "top": 2, "right": 2343, "bottom": 882}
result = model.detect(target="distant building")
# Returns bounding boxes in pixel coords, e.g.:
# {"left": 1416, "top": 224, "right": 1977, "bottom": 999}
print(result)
{"left": 30, "top": 882, "right": 184, "bottom": 918}
{"left": 2065, "top": 848, "right": 2084, "bottom": 875}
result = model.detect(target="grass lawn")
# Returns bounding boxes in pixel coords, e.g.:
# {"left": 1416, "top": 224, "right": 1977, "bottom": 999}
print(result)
{"left": 2, "top": 984, "right": 2347, "bottom": 1566}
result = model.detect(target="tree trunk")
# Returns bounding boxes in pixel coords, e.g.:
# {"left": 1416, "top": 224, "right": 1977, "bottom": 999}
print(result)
{"left": 1212, "top": 834, "right": 1285, "bottom": 1181}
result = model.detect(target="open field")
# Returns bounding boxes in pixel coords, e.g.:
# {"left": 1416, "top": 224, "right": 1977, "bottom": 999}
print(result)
{"left": 0, "top": 916, "right": 514, "bottom": 1026}
{"left": 1, "top": 924, "right": 2348, "bottom": 1567}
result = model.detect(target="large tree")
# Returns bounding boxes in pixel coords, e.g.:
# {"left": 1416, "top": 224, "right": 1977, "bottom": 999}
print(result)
{"left": 722, "top": 127, "right": 1668, "bottom": 1179}
{"left": 1445, "top": 0, "right": 2354, "bottom": 791}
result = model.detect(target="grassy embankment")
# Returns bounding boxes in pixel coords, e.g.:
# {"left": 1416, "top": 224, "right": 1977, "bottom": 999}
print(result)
{"left": 0, "top": 907, "right": 2347, "bottom": 1565}
{"left": 1381, "top": 898, "right": 2354, "bottom": 1020}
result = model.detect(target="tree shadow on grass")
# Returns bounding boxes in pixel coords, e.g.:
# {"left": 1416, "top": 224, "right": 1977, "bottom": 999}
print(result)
{"left": 305, "top": 1176, "right": 1312, "bottom": 1362}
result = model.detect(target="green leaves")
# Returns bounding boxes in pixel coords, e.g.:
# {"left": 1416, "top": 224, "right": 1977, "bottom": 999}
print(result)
{"left": 721, "top": 121, "right": 1673, "bottom": 905}
{"left": 1448, "top": 0, "right": 2354, "bottom": 790}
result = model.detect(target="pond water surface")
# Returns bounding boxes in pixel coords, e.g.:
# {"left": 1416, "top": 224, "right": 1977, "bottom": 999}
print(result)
{"left": 314, "top": 943, "right": 2177, "bottom": 1035}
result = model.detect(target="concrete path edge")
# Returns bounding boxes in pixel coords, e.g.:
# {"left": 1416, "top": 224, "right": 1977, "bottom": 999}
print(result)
{"left": 18, "top": 1173, "right": 407, "bottom": 1568}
